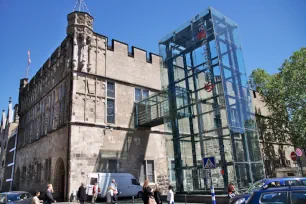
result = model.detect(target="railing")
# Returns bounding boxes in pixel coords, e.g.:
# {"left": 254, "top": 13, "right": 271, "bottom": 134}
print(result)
{"left": 135, "top": 87, "right": 191, "bottom": 127}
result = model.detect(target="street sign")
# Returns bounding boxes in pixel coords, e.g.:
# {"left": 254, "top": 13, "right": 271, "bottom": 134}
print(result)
{"left": 291, "top": 151, "right": 297, "bottom": 161}
{"left": 296, "top": 148, "right": 303, "bottom": 157}
{"left": 203, "top": 157, "right": 216, "bottom": 169}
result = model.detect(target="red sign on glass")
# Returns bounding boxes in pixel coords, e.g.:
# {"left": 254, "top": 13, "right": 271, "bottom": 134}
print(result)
{"left": 204, "top": 82, "right": 214, "bottom": 92}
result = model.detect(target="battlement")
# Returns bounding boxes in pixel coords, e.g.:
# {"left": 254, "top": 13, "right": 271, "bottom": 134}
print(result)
{"left": 105, "top": 38, "right": 160, "bottom": 64}
{"left": 23, "top": 37, "right": 70, "bottom": 91}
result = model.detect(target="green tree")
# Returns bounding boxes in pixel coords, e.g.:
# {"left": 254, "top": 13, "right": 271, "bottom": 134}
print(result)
{"left": 249, "top": 47, "right": 306, "bottom": 149}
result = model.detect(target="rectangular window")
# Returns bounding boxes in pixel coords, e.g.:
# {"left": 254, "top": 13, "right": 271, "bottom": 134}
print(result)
{"left": 107, "top": 81, "right": 115, "bottom": 124}
{"left": 107, "top": 82, "right": 115, "bottom": 98}
{"left": 132, "top": 179, "right": 140, "bottom": 185}
{"left": 107, "top": 99, "right": 115, "bottom": 123}
{"left": 134, "top": 88, "right": 149, "bottom": 102}
{"left": 135, "top": 88, "right": 142, "bottom": 102}
{"left": 139, "top": 160, "right": 155, "bottom": 183}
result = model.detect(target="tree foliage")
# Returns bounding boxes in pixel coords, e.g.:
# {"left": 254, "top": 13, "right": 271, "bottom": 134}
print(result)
{"left": 249, "top": 47, "right": 306, "bottom": 148}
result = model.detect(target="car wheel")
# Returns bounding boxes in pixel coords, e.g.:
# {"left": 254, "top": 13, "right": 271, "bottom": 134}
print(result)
{"left": 137, "top": 191, "right": 143, "bottom": 198}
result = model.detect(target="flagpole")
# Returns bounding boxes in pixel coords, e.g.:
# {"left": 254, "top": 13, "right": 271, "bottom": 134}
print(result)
{"left": 26, "top": 64, "right": 29, "bottom": 78}
{"left": 27, "top": 50, "right": 31, "bottom": 78}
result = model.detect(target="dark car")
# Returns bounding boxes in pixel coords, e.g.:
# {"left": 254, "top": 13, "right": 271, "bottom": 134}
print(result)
{"left": 0, "top": 191, "right": 32, "bottom": 204}
{"left": 246, "top": 186, "right": 306, "bottom": 204}
{"left": 229, "top": 177, "right": 306, "bottom": 204}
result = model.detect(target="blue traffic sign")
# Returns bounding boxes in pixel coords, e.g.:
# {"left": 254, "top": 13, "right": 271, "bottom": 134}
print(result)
{"left": 203, "top": 157, "right": 216, "bottom": 169}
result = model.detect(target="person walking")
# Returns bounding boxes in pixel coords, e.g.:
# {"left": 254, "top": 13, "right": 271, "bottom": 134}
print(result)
{"left": 77, "top": 183, "right": 86, "bottom": 204}
{"left": 32, "top": 191, "right": 40, "bottom": 204}
{"left": 107, "top": 179, "right": 118, "bottom": 204}
{"left": 142, "top": 180, "right": 153, "bottom": 204}
{"left": 166, "top": 186, "right": 174, "bottom": 204}
{"left": 154, "top": 185, "right": 162, "bottom": 204}
{"left": 91, "top": 182, "right": 98, "bottom": 204}
{"left": 45, "top": 184, "right": 56, "bottom": 204}
{"left": 228, "top": 182, "right": 236, "bottom": 198}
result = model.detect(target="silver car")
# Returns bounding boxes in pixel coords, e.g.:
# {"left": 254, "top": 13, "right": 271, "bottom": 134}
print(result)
{"left": 0, "top": 191, "right": 32, "bottom": 204}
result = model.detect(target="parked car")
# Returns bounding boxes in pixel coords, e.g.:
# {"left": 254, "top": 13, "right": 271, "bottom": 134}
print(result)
{"left": 229, "top": 177, "right": 306, "bottom": 204}
{"left": 0, "top": 191, "right": 32, "bottom": 204}
{"left": 246, "top": 186, "right": 306, "bottom": 203}
{"left": 86, "top": 173, "right": 143, "bottom": 198}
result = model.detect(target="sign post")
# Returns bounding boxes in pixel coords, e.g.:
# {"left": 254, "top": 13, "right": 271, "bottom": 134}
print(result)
{"left": 203, "top": 157, "right": 216, "bottom": 203}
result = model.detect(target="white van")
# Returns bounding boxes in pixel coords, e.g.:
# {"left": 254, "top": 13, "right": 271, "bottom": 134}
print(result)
{"left": 86, "top": 173, "right": 143, "bottom": 198}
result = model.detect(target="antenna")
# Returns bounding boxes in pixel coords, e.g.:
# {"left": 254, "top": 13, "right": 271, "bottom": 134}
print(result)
{"left": 73, "top": 0, "right": 90, "bottom": 14}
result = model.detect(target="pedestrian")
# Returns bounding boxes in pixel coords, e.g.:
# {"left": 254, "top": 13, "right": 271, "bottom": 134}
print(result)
{"left": 142, "top": 180, "right": 154, "bottom": 204}
{"left": 32, "top": 191, "right": 40, "bottom": 204}
{"left": 45, "top": 184, "right": 56, "bottom": 204}
{"left": 154, "top": 185, "right": 162, "bottom": 204}
{"left": 91, "top": 182, "right": 98, "bottom": 204}
{"left": 77, "top": 183, "right": 86, "bottom": 204}
{"left": 107, "top": 179, "right": 118, "bottom": 204}
{"left": 228, "top": 182, "right": 236, "bottom": 198}
{"left": 166, "top": 186, "right": 174, "bottom": 204}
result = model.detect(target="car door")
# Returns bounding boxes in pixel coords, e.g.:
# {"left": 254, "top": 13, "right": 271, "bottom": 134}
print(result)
{"left": 290, "top": 190, "right": 306, "bottom": 204}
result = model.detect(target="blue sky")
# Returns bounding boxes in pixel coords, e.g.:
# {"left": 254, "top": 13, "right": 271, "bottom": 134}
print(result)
{"left": 0, "top": 0, "right": 305, "bottom": 112}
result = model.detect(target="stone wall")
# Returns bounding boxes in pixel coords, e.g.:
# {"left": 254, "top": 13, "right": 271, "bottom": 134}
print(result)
{"left": 69, "top": 125, "right": 168, "bottom": 194}
{"left": 14, "top": 126, "right": 68, "bottom": 198}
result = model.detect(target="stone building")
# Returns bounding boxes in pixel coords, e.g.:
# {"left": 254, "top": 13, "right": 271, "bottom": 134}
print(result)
{"left": 10, "top": 6, "right": 302, "bottom": 200}
{"left": 15, "top": 11, "right": 168, "bottom": 200}
{"left": 251, "top": 91, "right": 297, "bottom": 177}
{"left": 0, "top": 98, "right": 19, "bottom": 191}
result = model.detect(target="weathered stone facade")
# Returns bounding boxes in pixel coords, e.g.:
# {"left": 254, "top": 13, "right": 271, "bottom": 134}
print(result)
{"left": 0, "top": 99, "right": 19, "bottom": 191}
{"left": 15, "top": 11, "right": 168, "bottom": 200}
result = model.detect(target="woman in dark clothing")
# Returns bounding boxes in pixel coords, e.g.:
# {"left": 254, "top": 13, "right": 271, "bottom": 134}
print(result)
{"left": 154, "top": 185, "right": 162, "bottom": 204}
{"left": 142, "top": 180, "right": 153, "bottom": 204}
{"left": 77, "top": 183, "right": 86, "bottom": 204}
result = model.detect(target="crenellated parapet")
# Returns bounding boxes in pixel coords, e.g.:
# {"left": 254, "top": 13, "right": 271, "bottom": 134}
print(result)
{"left": 19, "top": 36, "right": 72, "bottom": 116}
{"left": 106, "top": 39, "right": 160, "bottom": 64}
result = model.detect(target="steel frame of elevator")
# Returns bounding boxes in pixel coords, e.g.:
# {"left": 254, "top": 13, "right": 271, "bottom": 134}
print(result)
{"left": 135, "top": 7, "right": 264, "bottom": 193}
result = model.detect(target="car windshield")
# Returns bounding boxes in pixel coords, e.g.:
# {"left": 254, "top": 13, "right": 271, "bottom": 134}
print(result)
{"left": 246, "top": 180, "right": 265, "bottom": 193}
{"left": 7, "top": 193, "right": 30, "bottom": 202}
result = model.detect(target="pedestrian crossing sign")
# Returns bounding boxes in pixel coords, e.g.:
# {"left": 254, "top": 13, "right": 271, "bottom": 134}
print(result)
{"left": 203, "top": 157, "right": 216, "bottom": 169}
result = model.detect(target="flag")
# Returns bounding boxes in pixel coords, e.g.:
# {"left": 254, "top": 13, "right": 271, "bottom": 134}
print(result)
{"left": 28, "top": 50, "right": 31, "bottom": 65}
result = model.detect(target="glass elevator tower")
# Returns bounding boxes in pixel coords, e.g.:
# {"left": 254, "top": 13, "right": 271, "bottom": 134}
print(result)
{"left": 135, "top": 7, "right": 264, "bottom": 193}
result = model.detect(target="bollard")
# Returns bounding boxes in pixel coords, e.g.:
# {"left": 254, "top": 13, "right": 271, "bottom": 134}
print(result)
{"left": 185, "top": 194, "right": 187, "bottom": 204}
{"left": 132, "top": 196, "right": 134, "bottom": 204}
{"left": 211, "top": 186, "right": 216, "bottom": 204}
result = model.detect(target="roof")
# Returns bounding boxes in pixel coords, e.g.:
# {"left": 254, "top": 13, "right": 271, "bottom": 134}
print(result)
{"left": 254, "top": 186, "right": 306, "bottom": 192}
{"left": 264, "top": 177, "right": 306, "bottom": 182}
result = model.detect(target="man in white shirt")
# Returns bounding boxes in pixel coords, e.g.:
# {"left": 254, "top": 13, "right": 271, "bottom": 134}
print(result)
{"left": 167, "top": 185, "right": 174, "bottom": 204}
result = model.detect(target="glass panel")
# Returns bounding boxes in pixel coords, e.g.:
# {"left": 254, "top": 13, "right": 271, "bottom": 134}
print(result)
{"left": 143, "top": 89, "right": 149, "bottom": 99}
{"left": 147, "top": 160, "right": 154, "bottom": 182}
{"left": 260, "top": 192, "right": 287, "bottom": 203}
{"left": 291, "top": 191, "right": 306, "bottom": 204}
{"left": 135, "top": 88, "right": 142, "bottom": 102}
{"left": 251, "top": 163, "right": 264, "bottom": 183}
{"left": 107, "top": 82, "right": 115, "bottom": 98}
{"left": 139, "top": 163, "right": 145, "bottom": 183}
{"left": 170, "top": 160, "right": 176, "bottom": 182}
{"left": 107, "top": 99, "right": 115, "bottom": 123}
